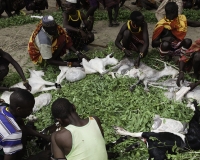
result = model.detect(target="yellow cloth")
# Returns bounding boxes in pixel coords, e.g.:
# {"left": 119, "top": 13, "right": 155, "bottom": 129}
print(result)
{"left": 152, "top": 15, "right": 187, "bottom": 41}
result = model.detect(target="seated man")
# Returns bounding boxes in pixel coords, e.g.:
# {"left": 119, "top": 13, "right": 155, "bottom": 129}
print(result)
{"left": 62, "top": 0, "right": 94, "bottom": 51}
{"left": 0, "top": 88, "right": 51, "bottom": 160}
{"left": 28, "top": 15, "right": 87, "bottom": 67}
{"left": 51, "top": 98, "right": 108, "bottom": 160}
{"left": 0, "top": 49, "right": 31, "bottom": 91}
{"left": 152, "top": 2, "right": 200, "bottom": 85}
{"left": 115, "top": 11, "right": 149, "bottom": 68}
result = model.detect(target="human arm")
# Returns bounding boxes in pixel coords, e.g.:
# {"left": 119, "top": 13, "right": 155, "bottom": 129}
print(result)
{"left": 176, "top": 61, "right": 185, "bottom": 87}
{"left": 140, "top": 22, "right": 149, "bottom": 54}
{"left": 0, "top": 87, "right": 21, "bottom": 92}
{"left": 115, "top": 23, "right": 132, "bottom": 56}
{"left": 80, "top": 12, "right": 93, "bottom": 31}
{"left": 187, "top": 20, "right": 200, "bottom": 27}
{"left": 0, "top": 49, "right": 31, "bottom": 91}
{"left": 188, "top": 80, "right": 200, "bottom": 91}
{"left": 51, "top": 130, "right": 72, "bottom": 159}
{"left": 134, "top": 22, "right": 149, "bottom": 68}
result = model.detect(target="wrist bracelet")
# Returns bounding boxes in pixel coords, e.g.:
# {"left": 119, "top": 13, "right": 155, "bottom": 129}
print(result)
{"left": 139, "top": 52, "right": 143, "bottom": 58}
{"left": 23, "top": 80, "right": 29, "bottom": 85}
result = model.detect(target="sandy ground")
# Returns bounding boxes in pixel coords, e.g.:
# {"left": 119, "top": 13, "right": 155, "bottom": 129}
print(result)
{"left": 0, "top": 0, "right": 200, "bottom": 73}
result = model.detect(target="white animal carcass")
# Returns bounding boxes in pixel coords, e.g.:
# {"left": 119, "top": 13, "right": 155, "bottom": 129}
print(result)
{"left": 56, "top": 66, "right": 86, "bottom": 85}
{"left": 33, "top": 93, "right": 52, "bottom": 112}
{"left": 82, "top": 53, "right": 119, "bottom": 74}
{"left": 1, "top": 69, "right": 56, "bottom": 104}
{"left": 151, "top": 115, "right": 187, "bottom": 134}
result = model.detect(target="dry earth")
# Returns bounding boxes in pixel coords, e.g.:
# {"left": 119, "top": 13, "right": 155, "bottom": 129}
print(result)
{"left": 0, "top": 0, "right": 200, "bottom": 73}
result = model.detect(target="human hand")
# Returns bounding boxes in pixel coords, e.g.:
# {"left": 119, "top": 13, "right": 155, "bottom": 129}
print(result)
{"left": 124, "top": 49, "right": 133, "bottom": 57}
{"left": 80, "top": 30, "right": 88, "bottom": 43}
{"left": 24, "top": 82, "right": 32, "bottom": 91}
{"left": 77, "top": 52, "right": 90, "bottom": 61}
{"left": 134, "top": 56, "right": 141, "bottom": 69}
{"left": 176, "top": 71, "right": 184, "bottom": 87}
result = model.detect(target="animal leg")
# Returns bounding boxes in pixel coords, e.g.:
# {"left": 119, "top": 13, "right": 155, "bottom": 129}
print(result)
{"left": 106, "top": 136, "right": 129, "bottom": 150}
{"left": 108, "top": 72, "right": 116, "bottom": 79}
{"left": 143, "top": 80, "right": 149, "bottom": 92}
{"left": 39, "top": 86, "right": 57, "bottom": 92}
{"left": 129, "top": 80, "right": 141, "bottom": 92}
{"left": 114, "top": 126, "right": 143, "bottom": 137}
{"left": 56, "top": 68, "right": 67, "bottom": 84}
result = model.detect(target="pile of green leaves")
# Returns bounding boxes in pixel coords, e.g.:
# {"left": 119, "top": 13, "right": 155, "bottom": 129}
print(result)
{"left": 2, "top": 44, "right": 199, "bottom": 159}
{"left": 1, "top": 8, "right": 200, "bottom": 28}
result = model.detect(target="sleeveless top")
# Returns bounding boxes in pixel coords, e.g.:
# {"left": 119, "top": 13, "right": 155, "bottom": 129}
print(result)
{"left": 68, "top": 10, "right": 82, "bottom": 28}
{"left": 65, "top": 117, "right": 108, "bottom": 160}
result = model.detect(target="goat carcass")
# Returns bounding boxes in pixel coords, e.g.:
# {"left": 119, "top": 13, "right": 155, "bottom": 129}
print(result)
{"left": 114, "top": 101, "right": 200, "bottom": 160}
{"left": 13, "top": 69, "right": 56, "bottom": 94}
{"left": 0, "top": 69, "right": 56, "bottom": 103}
{"left": 56, "top": 66, "right": 86, "bottom": 85}
{"left": 82, "top": 53, "right": 118, "bottom": 74}
{"left": 108, "top": 58, "right": 179, "bottom": 91}
{"left": 148, "top": 78, "right": 200, "bottom": 108}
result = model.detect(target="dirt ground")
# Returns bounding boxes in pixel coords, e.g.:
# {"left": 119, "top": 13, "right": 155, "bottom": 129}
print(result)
{"left": 0, "top": 0, "right": 200, "bottom": 72}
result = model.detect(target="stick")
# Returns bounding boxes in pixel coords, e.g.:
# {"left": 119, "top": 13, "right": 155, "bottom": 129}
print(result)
{"left": 88, "top": 43, "right": 108, "bottom": 48}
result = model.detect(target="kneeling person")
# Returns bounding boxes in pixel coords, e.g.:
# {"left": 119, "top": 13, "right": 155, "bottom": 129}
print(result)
{"left": 115, "top": 11, "right": 149, "bottom": 68}
{"left": 28, "top": 15, "right": 87, "bottom": 67}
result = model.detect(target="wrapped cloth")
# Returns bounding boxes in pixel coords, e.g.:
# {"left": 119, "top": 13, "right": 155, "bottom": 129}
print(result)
{"left": 152, "top": 15, "right": 187, "bottom": 41}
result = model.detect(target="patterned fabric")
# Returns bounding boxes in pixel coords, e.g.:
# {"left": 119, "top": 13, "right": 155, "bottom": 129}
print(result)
{"left": 152, "top": 15, "right": 187, "bottom": 41}
{"left": 28, "top": 21, "right": 73, "bottom": 64}
{"left": 0, "top": 106, "right": 22, "bottom": 155}
{"left": 180, "top": 39, "right": 200, "bottom": 62}
{"left": 158, "top": 41, "right": 182, "bottom": 58}
{"left": 126, "top": 20, "right": 144, "bottom": 51}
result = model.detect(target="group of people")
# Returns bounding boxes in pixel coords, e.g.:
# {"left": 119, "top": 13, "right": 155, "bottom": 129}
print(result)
{"left": 1, "top": 0, "right": 200, "bottom": 160}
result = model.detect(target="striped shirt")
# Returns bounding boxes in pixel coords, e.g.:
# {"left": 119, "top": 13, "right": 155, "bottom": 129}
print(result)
{"left": 0, "top": 106, "right": 22, "bottom": 155}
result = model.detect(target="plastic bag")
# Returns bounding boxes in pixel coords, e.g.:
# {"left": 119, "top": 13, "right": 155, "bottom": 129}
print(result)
{"left": 65, "top": 67, "right": 86, "bottom": 82}
{"left": 151, "top": 115, "right": 188, "bottom": 134}
{"left": 33, "top": 93, "right": 52, "bottom": 112}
